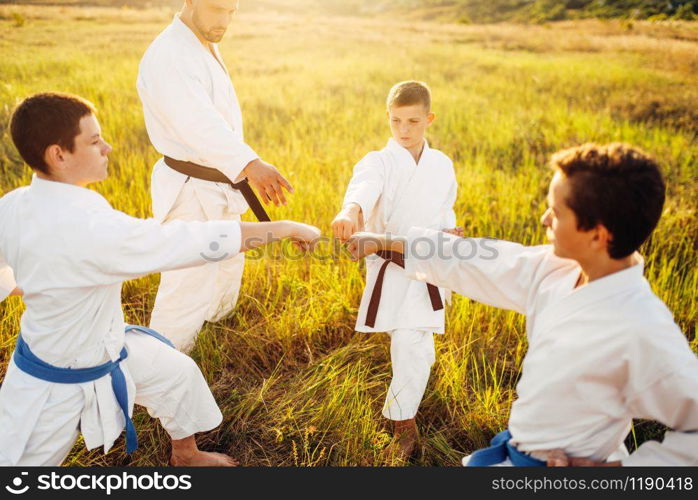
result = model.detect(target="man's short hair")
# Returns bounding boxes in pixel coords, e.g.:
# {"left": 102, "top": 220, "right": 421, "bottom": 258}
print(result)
{"left": 551, "top": 143, "right": 665, "bottom": 259}
{"left": 10, "top": 92, "right": 96, "bottom": 175}
{"left": 387, "top": 81, "right": 431, "bottom": 111}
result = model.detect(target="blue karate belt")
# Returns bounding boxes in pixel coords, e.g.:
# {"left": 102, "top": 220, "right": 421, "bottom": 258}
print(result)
{"left": 465, "top": 430, "right": 546, "bottom": 467}
{"left": 12, "top": 324, "right": 175, "bottom": 454}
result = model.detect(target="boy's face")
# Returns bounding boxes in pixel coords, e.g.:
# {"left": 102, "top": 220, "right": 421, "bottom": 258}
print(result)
{"left": 541, "top": 171, "right": 599, "bottom": 261}
{"left": 51, "top": 114, "right": 112, "bottom": 187}
{"left": 387, "top": 104, "right": 434, "bottom": 151}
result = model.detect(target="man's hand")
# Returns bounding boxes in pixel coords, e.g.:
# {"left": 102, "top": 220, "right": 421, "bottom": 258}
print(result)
{"left": 242, "top": 159, "right": 294, "bottom": 206}
{"left": 443, "top": 226, "right": 464, "bottom": 237}
{"left": 331, "top": 203, "right": 364, "bottom": 242}
{"left": 546, "top": 449, "right": 622, "bottom": 467}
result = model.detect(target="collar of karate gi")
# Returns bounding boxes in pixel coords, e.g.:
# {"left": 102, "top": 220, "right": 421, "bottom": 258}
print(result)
{"left": 576, "top": 253, "right": 645, "bottom": 293}
{"left": 170, "top": 14, "right": 228, "bottom": 74}
{"left": 386, "top": 138, "right": 430, "bottom": 168}
{"left": 170, "top": 14, "right": 203, "bottom": 50}
{"left": 30, "top": 175, "right": 111, "bottom": 209}
{"left": 386, "top": 137, "right": 430, "bottom": 154}
{"left": 559, "top": 253, "right": 647, "bottom": 309}
{"left": 530, "top": 253, "right": 647, "bottom": 344}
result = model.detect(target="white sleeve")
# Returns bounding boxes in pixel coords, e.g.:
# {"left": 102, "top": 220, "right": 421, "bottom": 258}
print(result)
{"left": 437, "top": 174, "right": 457, "bottom": 302}
{"left": 440, "top": 173, "right": 457, "bottom": 230}
{"left": 622, "top": 330, "right": 698, "bottom": 466}
{"left": 404, "top": 227, "right": 556, "bottom": 314}
{"left": 622, "top": 372, "right": 698, "bottom": 466}
{"left": 342, "top": 152, "right": 385, "bottom": 218}
{"left": 84, "top": 210, "right": 242, "bottom": 285}
{"left": 137, "top": 53, "right": 259, "bottom": 183}
{"left": 0, "top": 251, "right": 17, "bottom": 302}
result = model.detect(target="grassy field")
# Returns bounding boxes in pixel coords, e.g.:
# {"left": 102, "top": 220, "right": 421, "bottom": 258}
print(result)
{"left": 0, "top": 3, "right": 696, "bottom": 466}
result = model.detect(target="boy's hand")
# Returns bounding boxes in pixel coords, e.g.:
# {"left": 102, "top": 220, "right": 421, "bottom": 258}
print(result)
{"left": 546, "top": 449, "right": 621, "bottom": 467}
{"left": 286, "top": 221, "right": 322, "bottom": 252}
{"left": 345, "top": 232, "right": 406, "bottom": 261}
{"left": 331, "top": 203, "right": 364, "bottom": 242}
{"left": 443, "top": 226, "right": 464, "bottom": 237}
{"left": 346, "top": 232, "right": 386, "bottom": 261}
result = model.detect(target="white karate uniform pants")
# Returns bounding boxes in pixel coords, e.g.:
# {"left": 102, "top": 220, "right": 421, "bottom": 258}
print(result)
{"left": 382, "top": 328, "right": 436, "bottom": 421}
{"left": 0, "top": 331, "right": 222, "bottom": 466}
{"left": 150, "top": 178, "right": 245, "bottom": 352}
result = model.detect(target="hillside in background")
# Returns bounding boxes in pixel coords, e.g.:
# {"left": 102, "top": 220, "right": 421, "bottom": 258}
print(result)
{"left": 1, "top": 0, "right": 697, "bottom": 23}
{"left": 392, "top": 0, "right": 698, "bottom": 23}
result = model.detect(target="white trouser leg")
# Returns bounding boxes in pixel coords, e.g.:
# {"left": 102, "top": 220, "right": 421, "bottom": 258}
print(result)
{"left": 206, "top": 251, "right": 244, "bottom": 323}
{"left": 0, "top": 380, "right": 83, "bottom": 466}
{"left": 125, "top": 330, "right": 222, "bottom": 440}
{"left": 382, "top": 328, "right": 435, "bottom": 421}
{"left": 149, "top": 180, "right": 244, "bottom": 352}
{"left": 461, "top": 454, "right": 514, "bottom": 466}
{"left": 150, "top": 263, "right": 219, "bottom": 352}
{"left": 0, "top": 327, "right": 223, "bottom": 466}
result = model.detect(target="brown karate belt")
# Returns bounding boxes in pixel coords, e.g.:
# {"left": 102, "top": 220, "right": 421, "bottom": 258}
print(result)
{"left": 163, "top": 156, "right": 270, "bottom": 222}
{"left": 364, "top": 250, "right": 444, "bottom": 328}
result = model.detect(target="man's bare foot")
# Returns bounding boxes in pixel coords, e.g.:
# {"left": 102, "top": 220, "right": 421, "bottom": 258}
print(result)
{"left": 169, "top": 435, "right": 239, "bottom": 467}
{"left": 170, "top": 450, "right": 239, "bottom": 467}
{"left": 384, "top": 418, "right": 419, "bottom": 463}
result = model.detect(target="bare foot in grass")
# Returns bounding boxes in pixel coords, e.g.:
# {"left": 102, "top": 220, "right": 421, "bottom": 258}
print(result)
{"left": 170, "top": 450, "right": 239, "bottom": 467}
{"left": 169, "top": 435, "right": 239, "bottom": 466}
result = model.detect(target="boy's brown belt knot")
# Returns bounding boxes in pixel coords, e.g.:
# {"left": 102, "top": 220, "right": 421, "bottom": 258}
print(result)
{"left": 364, "top": 250, "right": 444, "bottom": 328}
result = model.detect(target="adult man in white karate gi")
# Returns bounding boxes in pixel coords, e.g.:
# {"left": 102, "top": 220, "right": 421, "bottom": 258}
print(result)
{"left": 0, "top": 92, "right": 319, "bottom": 466}
{"left": 347, "top": 143, "right": 698, "bottom": 466}
{"left": 137, "top": 0, "right": 293, "bottom": 352}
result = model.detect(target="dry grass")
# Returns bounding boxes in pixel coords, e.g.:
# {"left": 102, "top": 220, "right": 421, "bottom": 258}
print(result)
{"left": 0, "top": 4, "right": 696, "bottom": 466}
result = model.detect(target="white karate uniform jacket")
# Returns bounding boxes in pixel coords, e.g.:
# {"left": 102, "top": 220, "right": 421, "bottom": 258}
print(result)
{"left": 0, "top": 177, "right": 242, "bottom": 463}
{"left": 343, "top": 139, "right": 457, "bottom": 333}
{"left": 137, "top": 14, "right": 258, "bottom": 221}
{"left": 404, "top": 227, "right": 698, "bottom": 465}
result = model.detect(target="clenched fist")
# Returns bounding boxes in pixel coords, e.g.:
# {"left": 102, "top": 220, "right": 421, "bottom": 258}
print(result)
{"left": 286, "top": 221, "right": 323, "bottom": 252}
{"left": 331, "top": 203, "right": 364, "bottom": 242}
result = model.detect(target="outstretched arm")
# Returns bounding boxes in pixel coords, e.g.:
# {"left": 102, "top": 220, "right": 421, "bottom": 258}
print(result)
{"left": 239, "top": 220, "right": 321, "bottom": 252}
{"left": 347, "top": 227, "right": 561, "bottom": 314}
{"left": 87, "top": 210, "right": 320, "bottom": 285}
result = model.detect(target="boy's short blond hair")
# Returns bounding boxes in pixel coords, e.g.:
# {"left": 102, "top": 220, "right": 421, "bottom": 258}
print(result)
{"left": 386, "top": 81, "right": 431, "bottom": 111}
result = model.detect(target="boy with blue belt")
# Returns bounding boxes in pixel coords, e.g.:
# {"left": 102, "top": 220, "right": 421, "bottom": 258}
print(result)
{"left": 347, "top": 143, "right": 698, "bottom": 466}
{"left": 0, "top": 92, "right": 319, "bottom": 466}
